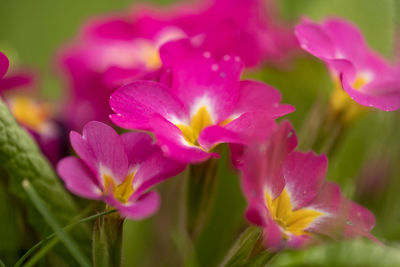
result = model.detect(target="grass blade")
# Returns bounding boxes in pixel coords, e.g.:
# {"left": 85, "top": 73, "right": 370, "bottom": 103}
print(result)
{"left": 21, "top": 179, "right": 91, "bottom": 267}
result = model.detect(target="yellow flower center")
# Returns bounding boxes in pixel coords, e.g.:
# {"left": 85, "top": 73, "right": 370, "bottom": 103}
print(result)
{"left": 175, "top": 106, "right": 213, "bottom": 146}
{"left": 265, "top": 189, "right": 324, "bottom": 237}
{"left": 103, "top": 173, "right": 135, "bottom": 203}
{"left": 330, "top": 75, "right": 369, "bottom": 122}
{"left": 140, "top": 43, "right": 162, "bottom": 70}
{"left": 9, "top": 96, "right": 50, "bottom": 133}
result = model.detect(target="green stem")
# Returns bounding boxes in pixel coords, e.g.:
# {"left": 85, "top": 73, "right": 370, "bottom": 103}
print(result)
{"left": 186, "top": 158, "right": 219, "bottom": 239}
{"left": 14, "top": 209, "right": 116, "bottom": 267}
{"left": 92, "top": 209, "right": 124, "bottom": 267}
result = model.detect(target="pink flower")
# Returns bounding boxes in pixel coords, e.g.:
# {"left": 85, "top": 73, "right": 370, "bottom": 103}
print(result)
{"left": 0, "top": 51, "right": 35, "bottom": 91}
{"left": 110, "top": 45, "right": 294, "bottom": 163}
{"left": 57, "top": 121, "right": 185, "bottom": 219}
{"left": 58, "top": 0, "right": 296, "bottom": 130}
{"left": 241, "top": 121, "right": 376, "bottom": 250}
{"left": 295, "top": 17, "right": 400, "bottom": 111}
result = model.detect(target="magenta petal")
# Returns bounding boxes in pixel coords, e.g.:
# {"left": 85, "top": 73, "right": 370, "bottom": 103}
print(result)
{"left": 198, "top": 125, "right": 242, "bottom": 151}
{"left": 234, "top": 80, "right": 294, "bottom": 117}
{"left": 57, "top": 157, "right": 102, "bottom": 199}
{"left": 287, "top": 234, "right": 310, "bottom": 249}
{"left": 244, "top": 199, "right": 267, "bottom": 227}
{"left": 120, "top": 132, "right": 157, "bottom": 166}
{"left": 110, "top": 80, "right": 187, "bottom": 130}
{"left": 295, "top": 18, "right": 336, "bottom": 59}
{"left": 150, "top": 115, "right": 216, "bottom": 163}
{"left": 283, "top": 152, "right": 328, "bottom": 210}
{"left": 341, "top": 73, "right": 400, "bottom": 111}
{"left": 115, "top": 191, "right": 160, "bottom": 220}
{"left": 0, "top": 72, "right": 35, "bottom": 91}
{"left": 225, "top": 111, "right": 277, "bottom": 142}
{"left": 133, "top": 148, "right": 186, "bottom": 196}
{"left": 169, "top": 51, "right": 244, "bottom": 122}
{"left": 73, "top": 121, "right": 129, "bottom": 182}
{"left": 0, "top": 52, "right": 9, "bottom": 79}
{"left": 344, "top": 202, "right": 376, "bottom": 239}
{"left": 322, "top": 18, "right": 369, "bottom": 62}
{"left": 262, "top": 217, "right": 284, "bottom": 251}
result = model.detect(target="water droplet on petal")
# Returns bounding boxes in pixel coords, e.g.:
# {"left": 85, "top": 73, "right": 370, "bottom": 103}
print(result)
{"left": 203, "top": 51, "right": 211, "bottom": 58}
{"left": 223, "top": 55, "right": 230, "bottom": 61}
{"left": 211, "top": 64, "right": 219, "bottom": 71}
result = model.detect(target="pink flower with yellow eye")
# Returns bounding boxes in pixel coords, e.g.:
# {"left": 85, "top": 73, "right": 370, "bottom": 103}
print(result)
{"left": 57, "top": 121, "right": 185, "bottom": 219}
{"left": 58, "top": 0, "right": 297, "bottom": 130}
{"left": 109, "top": 42, "right": 294, "bottom": 163}
{"left": 295, "top": 17, "right": 400, "bottom": 111}
{"left": 241, "top": 121, "right": 377, "bottom": 250}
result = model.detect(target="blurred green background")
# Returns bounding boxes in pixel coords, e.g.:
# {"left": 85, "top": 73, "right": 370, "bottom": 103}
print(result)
{"left": 1, "top": 0, "right": 400, "bottom": 266}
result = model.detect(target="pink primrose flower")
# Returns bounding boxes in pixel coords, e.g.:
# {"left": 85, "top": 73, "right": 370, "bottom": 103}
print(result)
{"left": 241, "top": 121, "right": 377, "bottom": 250}
{"left": 295, "top": 17, "right": 400, "bottom": 111}
{"left": 57, "top": 121, "right": 186, "bottom": 219}
{"left": 110, "top": 42, "right": 294, "bottom": 163}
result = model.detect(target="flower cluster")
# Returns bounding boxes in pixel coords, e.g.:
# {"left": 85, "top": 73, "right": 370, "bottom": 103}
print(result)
{"left": 4, "top": 1, "right": 400, "bottom": 263}
{"left": 58, "top": 0, "right": 296, "bottom": 130}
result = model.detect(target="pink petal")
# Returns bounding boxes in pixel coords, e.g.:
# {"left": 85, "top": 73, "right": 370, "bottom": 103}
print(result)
{"left": 57, "top": 157, "right": 102, "bottom": 199}
{"left": 71, "top": 121, "right": 128, "bottom": 183}
{"left": 344, "top": 202, "right": 376, "bottom": 239}
{"left": 120, "top": 131, "right": 157, "bottom": 166}
{"left": 234, "top": 80, "right": 295, "bottom": 117}
{"left": 0, "top": 52, "right": 9, "bottom": 79}
{"left": 133, "top": 148, "right": 186, "bottom": 196}
{"left": 341, "top": 72, "right": 400, "bottom": 111}
{"left": 168, "top": 49, "right": 244, "bottom": 122}
{"left": 283, "top": 151, "right": 328, "bottom": 210}
{"left": 197, "top": 125, "right": 242, "bottom": 151}
{"left": 114, "top": 191, "right": 160, "bottom": 220}
{"left": 83, "top": 16, "right": 136, "bottom": 41}
{"left": 110, "top": 80, "right": 188, "bottom": 131}
{"left": 295, "top": 18, "right": 336, "bottom": 59}
{"left": 262, "top": 217, "right": 284, "bottom": 251}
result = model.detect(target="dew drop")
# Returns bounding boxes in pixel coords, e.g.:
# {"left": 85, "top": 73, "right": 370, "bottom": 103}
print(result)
{"left": 211, "top": 64, "right": 219, "bottom": 71}
{"left": 203, "top": 51, "right": 211, "bottom": 58}
{"left": 223, "top": 55, "right": 231, "bottom": 61}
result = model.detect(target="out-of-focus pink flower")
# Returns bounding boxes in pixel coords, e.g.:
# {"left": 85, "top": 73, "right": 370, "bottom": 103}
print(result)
{"left": 6, "top": 95, "right": 66, "bottom": 165}
{"left": 0, "top": 51, "right": 63, "bottom": 164}
{"left": 58, "top": 0, "right": 296, "bottom": 130}
{"left": 57, "top": 121, "right": 185, "bottom": 219}
{"left": 241, "top": 121, "right": 376, "bottom": 250}
{"left": 0, "top": 51, "right": 35, "bottom": 91}
{"left": 295, "top": 17, "right": 400, "bottom": 111}
{"left": 110, "top": 43, "right": 294, "bottom": 163}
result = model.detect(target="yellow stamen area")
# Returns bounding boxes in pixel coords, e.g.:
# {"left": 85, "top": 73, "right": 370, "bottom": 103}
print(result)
{"left": 175, "top": 106, "right": 213, "bottom": 146}
{"left": 330, "top": 75, "right": 368, "bottom": 123}
{"left": 103, "top": 173, "right": 135, "bottom": 203}
{"left": 141, "top": 43, "right": 162, "bottom": 70}
{"left": 10, "top": 96, "right": 50, "bottom": 132}
{"left": 265, "top": 189, "right": 324, "bottom": 237}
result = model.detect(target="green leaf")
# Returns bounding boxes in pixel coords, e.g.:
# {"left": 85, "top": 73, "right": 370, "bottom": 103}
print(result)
{"left": 220, "top": 226, "right": 262, "bottom": 267}
{"left": 0, "top": 100, "right": 90, "bottom": 256}
{"left": 272, "top": 239, "right": 400, "bottom": 267}
{"left": 15, "top": 209, "right": 116, "bottom": 267}
{"left": 22, "top": 179, "right": 91, "bottom": 267}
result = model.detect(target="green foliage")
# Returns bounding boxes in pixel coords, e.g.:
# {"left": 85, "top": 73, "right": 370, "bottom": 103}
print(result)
{"left": 0, "top": 99, "right": 90, "bottom": 259}
{"left": 22, "top": 179, "right": 91, "bottom": 267}
{"left": 272, "top": 240, "right": 400, "bottom": 267}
